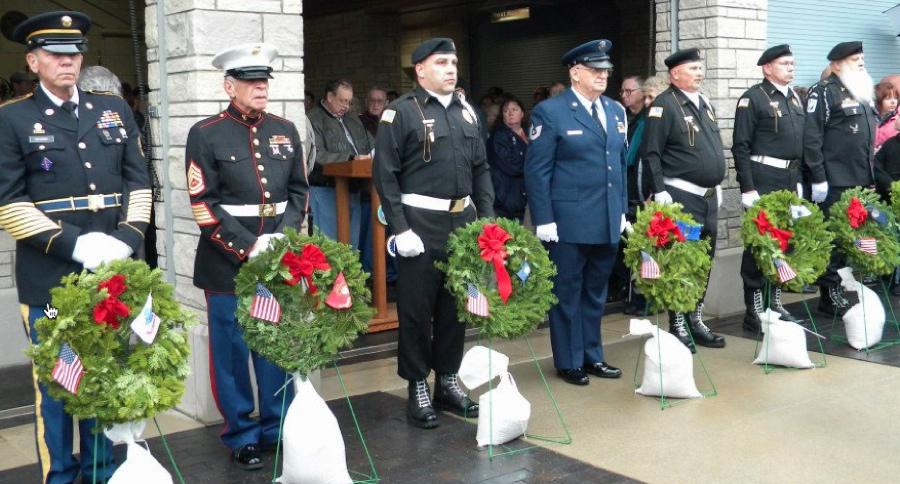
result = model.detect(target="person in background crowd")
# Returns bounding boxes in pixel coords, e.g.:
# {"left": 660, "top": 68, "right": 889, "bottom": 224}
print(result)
{"left": 77, "top": 65, "right": 121, "bottom": 95}
{"left": 483, "top": 103, "right": 500, "bottom": 132}
{"left": 794, "top": 86, "right": 809, "bottom": 104}
{"left": 358, "top": 87, "right": 389, "bottom": 273}
{"left": 304, "top": 89, "right": 314, "bottom": 111}
{"left": 874, "top": 112, "right": 900, "bottom": 295}
{"left": 804, "top": 41, "right": 878, "bottom": 317}
{"left": 533, "top": 85, "right": 549, "bottom": 105}
{"left": 875, "top": 81, "right": 899, "bottom": 149}
{"left": 386, "top": 89, "right": 399, "bottom": 103}
{"left": 549, "top": 81, "right": 566, "bottom": 97}
{"left": 9, "top": 70, "right": 36, "bottom": 97}
{"left": 620, "top": 75, "right": 645, "bottom": 126}
{"left": 360, "top": 86, "right": 388, "bottom": 136}
{"left": 882, "top": 74, "right": 900, "bottom": 98}
{"left": 488, "top": 96, "right": 529, "bottom": 221}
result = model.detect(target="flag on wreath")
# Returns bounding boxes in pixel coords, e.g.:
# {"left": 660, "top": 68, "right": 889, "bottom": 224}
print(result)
{"left": 466, "top": 283, "right": 489, "bottom": 317}
{"left": 640, "top": 251, "right": 661, "bottom": 279}
{"left": 250, "top": 283, "right": 282, "bottom": 323}
{"left": 326, "top": 272, "right": 352, "bottom": 309}
{"left": 774, "top": 258, "right": 796, "bottom": 283}
{"left": 855, "top": 237, "right": 878, "bottom": 255}
{"left": 517, "top": 260, "right": 531, "bottom": 282}
{"left": 52, "top": 343, "right": 84, "bottom": 394}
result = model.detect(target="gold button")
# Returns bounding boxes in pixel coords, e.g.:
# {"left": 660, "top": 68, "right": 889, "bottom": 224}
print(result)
{"left": 216, "top": 234, "right": 222, "bottom": 239}
{"left": 261, "top": 177, "right": 268, "bottom": 184}
{"left": 39, "top": 145, "right": 45, "bottom": 150}
{"left": 115, "top": 138, "right": 122, "bottom": 143}
{"left": 253, "top": 139, "right": 260, "bottom": 146}
{"left": 230, "top": 156, "right": 236, "bottom": 161}
{"left": 252, "top": 127, "right": 258, "bottom": 133}
{"left": 78, "top": 142, "right": 86, "bottom": 149}
{"left": 257, "top": 165, "right": 265, "bottom": 172}
{"left": 228, "top": 242, "right": 233, "bottom": 247}
{"left": 84, "top": 162, "right": 92, "bottom": 168}
{"left": 264, "top": 191, "right": 271, "bottom": 198}
{"left": 219, "top": 113, "right": 225, "bottom": 118}
{"left": 255, "top": 153, "right": 261, "bottom": 159}
{"left": 89, "top": 183, "right": 96, "bottom": 191}
{"left": 239, "top": 249, "right": 245, "bottom": 255}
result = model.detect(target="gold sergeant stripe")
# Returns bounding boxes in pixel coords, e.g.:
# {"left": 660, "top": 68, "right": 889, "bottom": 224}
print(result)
{"left": 26, "top": 29, "right": 81, "bottom": 41}
{"left": 191, "top": 203, "right": 217, "bottom": 226}
{"left": 0, "top": 202, "right": 60, "bottom": 239}
{"left": 126, "top": 189, "right": 153, "bottom": 224}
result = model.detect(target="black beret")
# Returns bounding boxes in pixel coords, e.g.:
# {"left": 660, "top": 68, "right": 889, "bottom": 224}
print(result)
{"left": 12, "top": 11, "right": 90, "bottom": 54}
{"left": 561, "top": 39, "right": 613, "bottom": 69}
{"left": 411, "top": 38, "right": 456, "bottom": 64}
{"left": 827, "top": 41, "right": 863, "bottom": 61}
{"left": 757, "top": 44, "right": 792, "bottom": 66}
{"left": 664, "top": 48, "right": 702, "bottom": 70}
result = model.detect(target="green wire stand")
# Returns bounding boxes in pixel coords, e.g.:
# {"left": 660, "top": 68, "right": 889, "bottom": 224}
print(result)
{"left": 269, "top": 365, "right": 380, "bottom": 484}
{"left": 477, "top": 336, "right": 572, "bottom": 461}
{"left": 631, "top": 310, "right": 718, "bottom": 410}
{"left": 752, "top": 280, "right": 827, "bottom": 374}
{"left": 825, "top": 272, "right": 900, "bottom": 357}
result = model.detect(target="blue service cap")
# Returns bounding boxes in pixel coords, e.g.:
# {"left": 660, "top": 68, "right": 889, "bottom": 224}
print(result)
{"left": 561, "top": 39, "right": 614, "bottom": 70}
{"left": 12, "top": 11, "right": 90, "bottom": 54}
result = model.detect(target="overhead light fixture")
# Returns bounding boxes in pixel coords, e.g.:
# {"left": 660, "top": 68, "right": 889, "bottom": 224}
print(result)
{"left": 491, "top": 7, "right": 530, "bottom": 23}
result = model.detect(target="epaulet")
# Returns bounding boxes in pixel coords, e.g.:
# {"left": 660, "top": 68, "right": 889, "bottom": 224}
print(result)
{"left": 199, "top": 111, "right": 228, "bottom": 129}
{"left": 0, "top": 92, "right": 33, "bottom": 109}
{"left": 85, "top": 89, "right": 123, "bottom": 98}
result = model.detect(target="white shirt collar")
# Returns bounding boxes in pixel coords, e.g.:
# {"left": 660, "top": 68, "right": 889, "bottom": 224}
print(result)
{"left": 678, "top": 88, "right": 700, "bottom": 109}
{"left": 425, "top": 89, "right": 453, "bottom": 108}
{"left": 769, "top": 80, "right": 790, "bottom": 98}
{"left": 40, "top": 82, "right": 78, "bottom": 108}
{"left": 570, "top": 87, "right": 606, "bottom": 129}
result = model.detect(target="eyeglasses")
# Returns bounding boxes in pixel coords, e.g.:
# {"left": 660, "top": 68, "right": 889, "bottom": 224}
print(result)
{"left": 620, "top": 88, "right": 638, "bottom": 95}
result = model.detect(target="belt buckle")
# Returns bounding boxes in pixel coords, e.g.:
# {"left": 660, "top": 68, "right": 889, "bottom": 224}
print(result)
{"left": 87, "top": 194, "right": 105, "bottom": 212}
{"left": 449, "top": 198, "right": 465, "bottom": 213}
{"left": 259, "top": 203, "right": 276, "bottom": 217}
{"left": 704, "top": 188, "right": 716, "bottom": 198}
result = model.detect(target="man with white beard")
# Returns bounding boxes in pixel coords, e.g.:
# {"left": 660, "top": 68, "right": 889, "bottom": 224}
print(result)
{"left": 804, "top": 41, "right": 878, "bottom": 317}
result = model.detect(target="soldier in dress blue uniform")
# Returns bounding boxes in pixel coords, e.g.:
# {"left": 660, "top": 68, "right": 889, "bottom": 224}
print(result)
{"left": 185, "top": 43, "right": 309, "bottom": 470}
{"left": 0, "top": 11, "right": 152, "bottom": 483}
{"left": 524, "top": 40, "right": 627, "bottom": 386}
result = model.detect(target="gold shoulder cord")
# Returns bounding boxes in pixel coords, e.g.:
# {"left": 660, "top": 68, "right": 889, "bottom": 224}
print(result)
{"left": 672, "top": 92, "right": 696, "bottom": 147}
{"left": 757, "top": 86, "right": 779, "bottom": 133}
{"left": 412, "top": 98, "right": 434, "bottom": 163}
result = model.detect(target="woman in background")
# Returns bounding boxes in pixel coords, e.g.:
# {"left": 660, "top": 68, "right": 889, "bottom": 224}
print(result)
{"left": 488, "top": 96, "right": 529, "bottom": 221}
{"left": 875, "top": 82, "right": 899, "bottom": 150}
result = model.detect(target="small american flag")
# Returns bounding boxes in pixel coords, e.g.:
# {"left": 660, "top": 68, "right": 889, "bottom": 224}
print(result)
{"left": 640, "top": 251, "right": 661, "bottom": 279}
{"left": 855, "top": 237, "right": 878, "bottom": 255}
{"left": 466, "top": 283, "right": 490, "bottom": 317}
{"left": 774, "top": 258, "right": 797, "bottom": 283}
{"left": 250, "top": 283, "right": 282, "bottom": 323}
{"left": 52, "top": 343, "right": 84, "bottom": 394}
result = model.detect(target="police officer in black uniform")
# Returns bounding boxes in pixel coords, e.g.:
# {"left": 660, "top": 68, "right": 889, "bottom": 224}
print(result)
{"left": 804, "top": 41, "right": 878, "bottom": 317}
{"left": 373, "top": 38, "right": 493, "bottom": 429}
{"left": 0, "top": 11, "right": 151, "bottom": 483}
{"left": 733, "top": 44, "right": 806, "bottom": 332}
{"left": 185, "top": 43, "right": 309, "bottom": 470}
{"left": 640, "top": 47, "right": 727, "bottom": 353}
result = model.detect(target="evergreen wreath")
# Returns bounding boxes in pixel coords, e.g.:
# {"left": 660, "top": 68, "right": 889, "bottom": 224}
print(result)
{"left": 28, "top": 259, "right": 194, "bottom": 426}
{"left": 890, "top": 180, "right": 900, "bottom": 219}
{"left": 623, "top": 202, "right": 712, "bottom": 313}
{"left": 234, "top": 228, "right": 374, "bottom": 375}
{"left": 741, "top": 190, "right": 833, "bottom": 292}
{"left": 828, "top": 187, "right": 900, "bottom": 276}
{"left": 438, "top": 218, "right": 557, "bottom": 339}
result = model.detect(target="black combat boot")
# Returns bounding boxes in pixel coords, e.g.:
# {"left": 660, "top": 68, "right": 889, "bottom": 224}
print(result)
{"left": 817, "top": 285, "right": 850, "bottom": 318}
{"left": 688, "top": 303, "right": 726, "bottom": 348}
{"left": 407, "top": 379, "right": 439, "bottom": 429}
{"left": 771, "top": 286, "right": 803, "bottom": 323}
{"left": 668, "top": 311, "right": 696, "bottom": 353}
{"left": 433, "top": 373, "right": 479, "bottom": 418}
{"left": 743, "top": 288, "right": 765, "bottom": 333}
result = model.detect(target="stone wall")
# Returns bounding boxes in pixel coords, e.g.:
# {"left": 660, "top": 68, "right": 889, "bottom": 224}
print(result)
{"left": 654, "top": 0, "right": 768, "bottom": 251}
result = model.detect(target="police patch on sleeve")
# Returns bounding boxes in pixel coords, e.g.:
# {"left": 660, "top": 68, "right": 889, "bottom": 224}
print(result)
{"left": 381, "top": 109, "right": 396, "bottom": 124}
{"left": 649, "top": 106, "right": 664, "bottom": 118}
{"left": 737, "top": 98, "right": 750, "bottom": 108}
{"left": 530, "top": 125, "right": 542, "bottom": 140}
{"left": 806, "top": 98, "right": 817, "bottom": 113}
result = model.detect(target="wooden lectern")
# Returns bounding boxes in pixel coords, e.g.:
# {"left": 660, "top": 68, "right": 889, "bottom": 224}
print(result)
{"left": 323, "top": 157, "right": 398, "bottom": 332}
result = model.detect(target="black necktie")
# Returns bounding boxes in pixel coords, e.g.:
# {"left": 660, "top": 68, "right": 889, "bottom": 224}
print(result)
{"left": 61, "top": 101, "right": 78, "bottom": 119}
{"left": 591, "top": 103, "right": 603, "bottom": 130}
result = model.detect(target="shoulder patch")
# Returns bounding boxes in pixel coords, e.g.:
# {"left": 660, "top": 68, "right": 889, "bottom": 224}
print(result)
{"left": 737, "top": 98, "right": 751, "bottom": 108}
{"left": 530, "top": 125, "right": 542, "bottom": 140}
{"left": 381, "top": 109, "right": 396, "bottom": 124}
{"left": 649, "top": 106, "right": 664, "bottom": 118}
{"left": 806, "top": 98, "right": 818, "bottom": 113}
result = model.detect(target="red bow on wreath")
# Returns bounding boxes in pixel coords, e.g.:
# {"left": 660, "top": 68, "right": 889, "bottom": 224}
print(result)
{"left": 478, "top": 223, "right": 513, "bottom": 304}
{"left": 753, "top": 210, "right": 793, "bottom": 253}
{"left": 281, "top": 244, "right": 331, "bottom": 294}
{"left": 92, "top": 274, "right": 130, "bottom": 329}
{"left": 647, "top": 211, "right": 685, "bottom": 248}
{"left": 847, "top": 197, "right": 868, "bottom": 229}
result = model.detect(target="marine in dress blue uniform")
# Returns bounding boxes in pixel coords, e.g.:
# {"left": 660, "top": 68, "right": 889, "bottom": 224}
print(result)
{"left": 0, "top": 11, "right": 152, "bottom": 483}
{"left": 524, "top": 40, "right": 626, "bottom": 385}
{"left": 185, "top": 43, "right": 309, "bottom": 470}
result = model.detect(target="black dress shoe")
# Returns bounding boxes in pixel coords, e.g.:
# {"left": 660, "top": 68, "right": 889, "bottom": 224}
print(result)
{"left": 688, "top": 304, "right": 726, "bottom": 348}
{"left": 407, "top": 379, "right": 439, "bottom": 429}
{"left": 583, "top": 362, "right": 622, "bottom": 379}
{"left": 818, "top": 285, "right": 849, "bottom": 318}
{"left": 742, "top": 310, "right": 762, "bottom": 333}
{"left": 557, "top": 368, "right": 589, "bottom": 385}
{"left": 433, "top": 373, "right": 479, "bottom": 417}
{"left": 231, "top": 444, "right": 263, "bottom": 471}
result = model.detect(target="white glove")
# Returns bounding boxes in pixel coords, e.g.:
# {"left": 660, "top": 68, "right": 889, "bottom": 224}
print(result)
{"left": 654, "top": 191, "right": 673, "bottom": 205}
{"left": 72, "top": 232, "right": 112, "bottom": 270}
{"left": 535, "top": 223, "right": 559, "bottom": 243}
{"left": 716, "top": 185, "right": 723, "bottom": 208}
{"left": 394, "top": 229, "right": 425, "bottom": 257}
{"left": 741, "top": 190, "right": 760, "bottom": 209}
{"left": 249, "top": 233, "right": 285, "bottom": 258}
{"left": 99, "top": 236, "right": 134, "bottom": 264}
{"left": 796, "top": 183, "right": 804, "bottom": 199}
{"left": 620, "top": 214, "right": 633, "bottom": 235}
{"left": 811, "top": 181, "right": 828, "bottom": 203}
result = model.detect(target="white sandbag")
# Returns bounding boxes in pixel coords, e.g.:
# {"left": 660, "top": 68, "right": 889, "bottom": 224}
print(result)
{"left": 277, "top": 375, "right": 352, "bottom": 484}
{"left": 458, "top": 345, "right": 509, "bottom": 390}
{"left": 839, "top": 268, "right": 886, "bottom": 350}
{"left": 106, "top": 420, "right": 172, "bottom": 484}
{"left": 753, "top": 310, "right": 814, "bottom": 369}
{"left": 629, "top": 319, "right": 701, "bottom": 399}
{"left": 476, "top": 373, "right": 531, "bottom": 447}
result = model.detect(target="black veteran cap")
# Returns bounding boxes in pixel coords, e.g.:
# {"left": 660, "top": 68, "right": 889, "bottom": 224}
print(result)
{"left": 12, "top": 11, "right": 90, "bottom": 54}
{"left": 562, "top": 39, "right": 613, "bottom": 69}
{"left": 411, "top": 38, "right": 457, "bottom": 64}
{"left": 212, "top": 43, "right": 278, "bottom": 80}
{"left": 757, "top": 44, "right": 792, "bottom": 66}
{"left": 827, "top": 41, "right": 863, "bottom": 61}
{"left": 664, "top": 48, "right": 702, "bottom": 70}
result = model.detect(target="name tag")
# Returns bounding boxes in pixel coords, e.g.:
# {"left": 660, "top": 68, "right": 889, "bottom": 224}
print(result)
{"left": 616, "top": 122, "right": 626, "bottom": 134}
{"left": 566, "top": 129, "right": 583, "bottom": 136}
{"left": 29, "top": 135, "right": 54, "bottom": 143}
{"left": 841, "top": 99, "right": 859, "bottom": 108}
